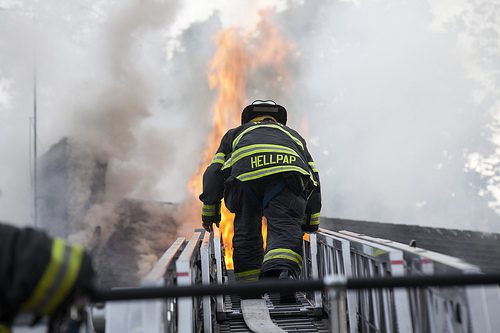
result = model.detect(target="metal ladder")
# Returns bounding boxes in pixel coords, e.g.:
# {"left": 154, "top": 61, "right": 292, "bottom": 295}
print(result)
{"left": 210, "top": 229, "right": 329, "bottom": 333}
{"left": 100, "top": 227, "right": 500, "bottom": 333}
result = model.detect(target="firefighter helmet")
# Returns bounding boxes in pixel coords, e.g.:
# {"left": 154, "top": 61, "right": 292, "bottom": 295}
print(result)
{"left": 241, "top": 100, "right": 287, "bottom": 125}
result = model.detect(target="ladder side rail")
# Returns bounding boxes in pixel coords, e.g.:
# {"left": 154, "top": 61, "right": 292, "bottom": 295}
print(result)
{"left": 325, "top": 230, "right": 411, "bottom": 332}
{"left": 368, "top": 260, "right": 382, "bottom": 330}
{"left": 213, "top": 228, "right": 225, "bottom": 318}
{"left": 340, "top": 231, "right": 478, "bottom": 272}
{"left": 200, "top": 231, "right": 213, "bottom": 333}
{"left": 145, "top": 237, "right": 186, "bottom": 282}
{"left": 345, "top": 232, "right": 444, "bottom": 333}
{"left": 301, "top": 234, "right": 318, "bottom": 312}
{"left": 308, "top": 233, "right": 323, "bottom": 309}
{"left": 343, "top": 231, "right": 500, "bottom": 333}
{"left": 176, "top": 232, "right": 203, "bottom": 333}
{"left": 316, "top": 236, "right": 336, "bottom": 315}
{"left": 342, "top": 233, "right": 404, "bottom": 332}
{"left": 317, "top": 231, "right": 359, "bottom": 333}
{"left": 159, "top": 237, "right": 186, "bottom": 333}
{"left": 467, "top": 285, "right": 500, "bottom": 333}
{"left": 387, "top": 249, "right": 414, "bottom": 333}
{"left": 339, "top": 234, "right": 359, "bottom": 333}
{"left": 379, "top": 268, "right": 394, "bottom": 333}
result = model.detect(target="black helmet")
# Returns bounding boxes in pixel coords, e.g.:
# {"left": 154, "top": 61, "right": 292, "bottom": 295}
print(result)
{"left": 241, "top": 100, "right": 287, "bottom": 125}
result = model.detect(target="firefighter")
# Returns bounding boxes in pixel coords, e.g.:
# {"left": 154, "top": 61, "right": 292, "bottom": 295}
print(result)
{"left": 199, "top": 100, "right": 321, "bottom": 293}
{"left": 0, "top": 222, "right": 94, "bottom": 332}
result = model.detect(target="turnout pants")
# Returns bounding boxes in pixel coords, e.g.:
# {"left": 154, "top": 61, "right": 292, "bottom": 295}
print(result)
{"left": 227, "top": 173, "right": 307, "bottom": 282}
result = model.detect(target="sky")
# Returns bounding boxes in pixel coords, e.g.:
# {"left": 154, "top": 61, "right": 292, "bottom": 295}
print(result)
{"left": 0, "top": 0, "right": 499, "bottom": 232}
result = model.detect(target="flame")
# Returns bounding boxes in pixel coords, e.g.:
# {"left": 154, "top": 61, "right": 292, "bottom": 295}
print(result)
{"left": 188, "top": 11, "right": 292, "bottom": 270}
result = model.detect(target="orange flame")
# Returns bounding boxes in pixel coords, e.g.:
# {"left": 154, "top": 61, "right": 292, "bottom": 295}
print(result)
{"left": 188, "top": 11, "right": 292, "bottom": 270}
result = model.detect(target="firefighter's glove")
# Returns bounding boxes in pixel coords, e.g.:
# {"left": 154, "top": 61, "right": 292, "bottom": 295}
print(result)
{"left": 302, "top": 212, "right": 320, "bottom": 233}
{"left": 202, "top": 203, "right": 221, "bottom": 232}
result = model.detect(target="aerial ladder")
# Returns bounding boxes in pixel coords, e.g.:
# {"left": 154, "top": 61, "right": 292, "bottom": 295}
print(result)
{"left": 91, "top": 226, "right": 500, "bottom": 333}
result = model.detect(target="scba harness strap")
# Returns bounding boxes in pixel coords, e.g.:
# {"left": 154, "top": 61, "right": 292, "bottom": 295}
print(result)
{"left": 240, "top": 180, "right": 286, "bottom": 210}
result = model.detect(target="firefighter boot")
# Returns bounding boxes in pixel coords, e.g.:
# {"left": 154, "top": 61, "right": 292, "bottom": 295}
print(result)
{"left": 278, "top": 269, "right": 297, "bottom": 304}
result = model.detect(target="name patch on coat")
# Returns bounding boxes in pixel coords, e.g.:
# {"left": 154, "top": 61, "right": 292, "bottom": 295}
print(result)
{"left": 250, "top": 154, "right": 296, "bottom": 168}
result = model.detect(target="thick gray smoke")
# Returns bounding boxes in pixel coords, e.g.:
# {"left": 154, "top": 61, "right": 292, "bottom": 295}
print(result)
{"left": 0, "top": 0, "right": 499, "bottom": 250}
{"left": 274, "top": 1, "right": 500, "bottom": 232}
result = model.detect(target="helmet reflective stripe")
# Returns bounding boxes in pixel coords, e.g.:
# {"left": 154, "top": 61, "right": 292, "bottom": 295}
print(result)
{"left": 251, "top": 99, "right": 276, "bottom": 105}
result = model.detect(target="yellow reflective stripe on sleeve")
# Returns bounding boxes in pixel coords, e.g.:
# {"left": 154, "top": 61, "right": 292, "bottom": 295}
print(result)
{"left": 308, "top": 161, "right": 319, "bottom": 173}
{"left": 22, "top": 238, "right": 66, "bottom": 312}
{"left": 222, "top": 144, "right": 300, "bottom": 170}
{"left": 232, "top": 124, "right": 304, "bottom": 150}
{"left": 211, "top": 152, "right": 225, "bottom": 165}
{"left": 203, "top": 204, "right": 217, "bottom": 209}
{"left": 202, "top": 211, "right": 217, "bottom": 216}
{"left": 310, "top": 213, "right": 321, "bottom": 225}
{"left": 237, "top": 165, "right": 317, "bottom": 186}
{"left": 44, "top": 245, "right": 84, "bottom": 315}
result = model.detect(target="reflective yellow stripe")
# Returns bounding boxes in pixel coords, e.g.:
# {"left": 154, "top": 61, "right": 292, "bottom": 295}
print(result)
{"left": 222, "top": 144, "right": 300, "bottom": 170}
{"left": 202, "top": 211, "right": 217, "bottom": 216}
{"left": 242, "top": 276, "right": 259, "bottom": 282}
{"left": 232, "top": 124, "right": 304, "bottom": 150}
{"left": 308, "top": 161, "right": 319, "bottom": 173}
{"left": 44, "top": 245, "right": 84, "bottom": 314}
{"left": 251, "top": 115, "right": 277, "bottom": 122}
{"left": 202, "top": 204, "right": 218, "bottom": 216}
{"left": 0, "top": 324, "right": 12, "bottom": 333}
{"left": 211, "top": 153, "right": 225, "bottom": 165}
{"left": 22, "top": 238, "right": 66, "bottom": 311}
{"left": 237, "top": 165, "right": 317, "bottom": 186}
{"left": 310, "top": 213, "right": 320, "bottom": 225}
{"left": 235, "top": 268, "right": 261, "bottom": 278}
{"left": 263, "top": 253, "right": 302, "bottom": 270}
{"left": 235, "top": 268, "right": 261, "bottom": 282}
{"left": 203, "top": 204, "right": 217, "bottom": 209}
{"left": 310, "top": 219, "right": 320, "bottom": 226}
{"left": 265, "top": 248, "right": 302, "bottom": 261}
{"left": 264, "top": 248, "right": 303, "bottom": 269}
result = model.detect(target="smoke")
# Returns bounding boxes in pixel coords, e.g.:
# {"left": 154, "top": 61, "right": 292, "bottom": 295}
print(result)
{"left": 276, "top": 0, "right": 500, "bottom": 231}
{"left": 170, "top": 0, "right": 500, "bottom": 232}
{"left": 0, "top": 0, "right": 499, "bottom": 260}
{"left": 1, "top": 0, "right": 185, "bottom": 285}
{"left": 181, "top": 1, "right": 499, "bottom": 233}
